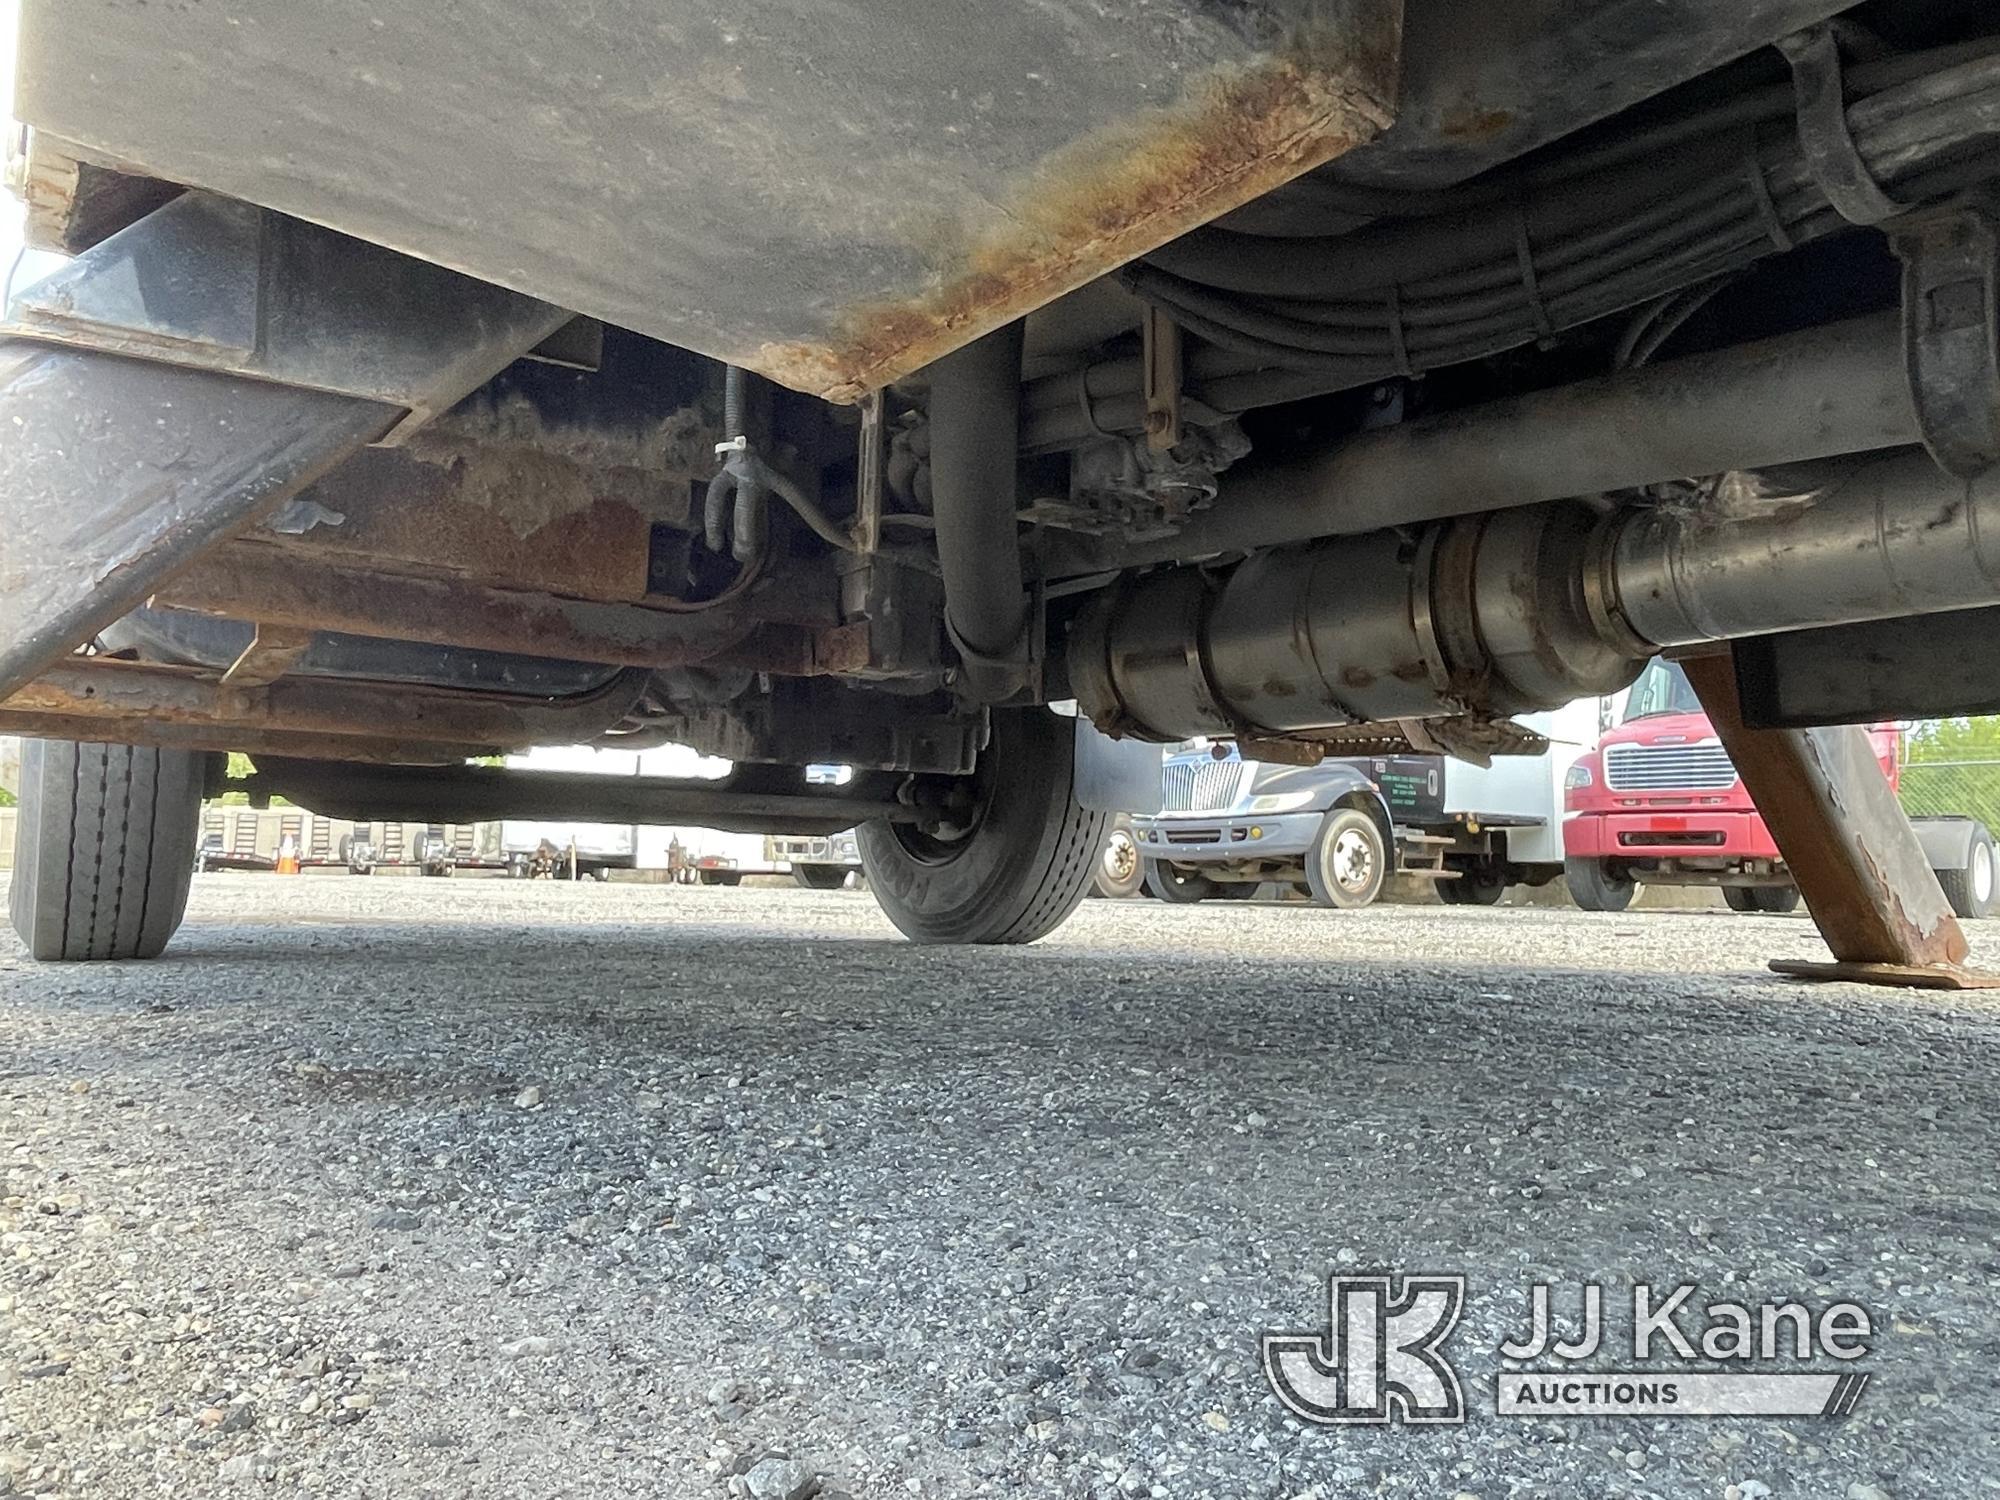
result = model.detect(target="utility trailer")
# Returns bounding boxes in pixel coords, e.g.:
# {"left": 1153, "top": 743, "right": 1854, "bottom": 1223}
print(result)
{"left": 497, "top": 746, "right": 858, "bottom": 884}
{"left": 4, "top": 1, "right": 1999, "bottom": 981}
{"left": 500, "top": 745, "right": 689, "bottom": 881}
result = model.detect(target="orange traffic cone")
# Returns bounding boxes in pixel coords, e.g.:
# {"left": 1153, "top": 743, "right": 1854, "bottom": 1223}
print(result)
{"left": 275, "top": 833, "right": 301, "bottom": 876}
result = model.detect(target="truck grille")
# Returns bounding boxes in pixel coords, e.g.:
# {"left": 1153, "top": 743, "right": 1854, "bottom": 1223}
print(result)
{"left": 1161, "top": 760, "right": 1246, "bottom": 813}
{"left": 1604, "top": 742, "right": 1738, "bottom": 792}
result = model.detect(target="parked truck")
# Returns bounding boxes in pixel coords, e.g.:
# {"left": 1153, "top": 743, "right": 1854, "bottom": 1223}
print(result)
{"left": 1563, "top": 660, "right": 1998, "bottom": 917}
{"left": 766, "top": 830, "right": 863, "bottom": 890}
{"left": 1134, "top": 707, "right": 1592, "bottom": 909}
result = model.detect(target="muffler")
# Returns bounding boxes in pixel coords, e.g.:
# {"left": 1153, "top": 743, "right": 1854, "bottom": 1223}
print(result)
{"left": 1069, "top": 449, "right": 2000, "bottom": 744}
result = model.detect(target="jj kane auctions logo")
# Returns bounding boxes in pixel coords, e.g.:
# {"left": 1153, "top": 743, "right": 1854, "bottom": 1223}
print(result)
{"left": 1264, "top": 1274, "right": 1872, "bottom": 1425}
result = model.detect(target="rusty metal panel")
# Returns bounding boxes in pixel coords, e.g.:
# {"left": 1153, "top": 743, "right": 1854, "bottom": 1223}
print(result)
{"left": 248, "top": 442, "right": 680, "bottom": 605}
{"left": 156, "top": 546, "right": 784, "bottom": 672}
{"left": 231, "top": 328, "right": 727, "bottom": 603}
{"left": 0, "top": 659, "right": 650, "bottom": 752}
{"left": 14, "top": 0, "right": 1398, "bottom": 400}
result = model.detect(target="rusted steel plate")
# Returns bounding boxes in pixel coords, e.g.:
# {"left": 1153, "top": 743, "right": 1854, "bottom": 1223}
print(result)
{"left": 1684, "top": 654, "right": 1969, "bottom": 971}
{"left": 15, "top": 0, "right": 1397, "bottom": 400}
{"left": 245, "top": 415, "right": 708, "bottom": 604}
{"left": 1769, "top": 959, "right": 2000, "bottom": 990}
{"left": 0, "top": 659, "right": 649, "bottom": 753}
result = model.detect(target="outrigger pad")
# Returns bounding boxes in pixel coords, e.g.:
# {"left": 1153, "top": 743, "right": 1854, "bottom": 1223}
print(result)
{"left": 1770, "top": 959, "right": 2000, "bottom": 990}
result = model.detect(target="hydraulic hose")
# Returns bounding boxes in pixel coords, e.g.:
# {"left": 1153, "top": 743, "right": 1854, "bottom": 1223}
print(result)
{"left": 1018, "top": 45, "right": 2000, "bottom": 449}
{"left": 703, "top": 364, "right": 855, "bottom": 561}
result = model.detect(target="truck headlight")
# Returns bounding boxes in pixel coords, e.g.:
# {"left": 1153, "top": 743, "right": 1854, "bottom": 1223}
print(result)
{"left": 1247, "top": 791, "right": 1315, "bottom": 813}
{"left": 1565, "top": 763, "right": 1594, "bottom": 790}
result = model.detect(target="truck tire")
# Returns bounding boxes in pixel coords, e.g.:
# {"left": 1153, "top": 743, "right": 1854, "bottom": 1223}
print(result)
{"left": 1939, "top": 829, "right": 1997, "bottom": 920}
{"left": 1724, "top": 885, "right": 1801, "bottom": 914}
{"left": 1564, "top": 857, "right": 1636, "bottom": 913}
{"left": 697, "top": 869, "right": 743, "bottom": 887}
{"left": 9, "top": 740, "right": 206, "bottom": 962}
{"left": 792, "top": 863, "right": 848, "bottom": 890}
{"left": 1091, "top": 816, "right": 1146, "bottom": 899}
{"left": 1439, "top": 862, "right": 1507, "bottom": 906}
{"left": 859, "top": 707, "right": 1108, "bottom": 944}
{"left": 1143, "top": 860, "right": 1216, "bottom": 903}
{"left": 1304, "top": 807, "right": 1386, "bottom": 909}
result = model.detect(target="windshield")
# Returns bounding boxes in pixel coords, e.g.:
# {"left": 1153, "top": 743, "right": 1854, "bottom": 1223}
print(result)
{"left": 1622, "top": 658, "right": 1703, "bottom": 723}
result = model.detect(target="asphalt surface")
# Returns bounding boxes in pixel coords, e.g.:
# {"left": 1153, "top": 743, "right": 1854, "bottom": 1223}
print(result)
{"left": 2, "top": 874, "right": 1998, "bottom": 1500}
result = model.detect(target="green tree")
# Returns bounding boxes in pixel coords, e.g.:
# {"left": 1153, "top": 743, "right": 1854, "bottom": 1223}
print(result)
{"left": 212, "top": 751, "right": 285, "bottom": 806}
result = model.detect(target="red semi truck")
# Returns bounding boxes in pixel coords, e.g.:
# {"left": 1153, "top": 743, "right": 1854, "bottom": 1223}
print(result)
{"left": 1563, "top": 660, "right": 1998, "bottom": 919}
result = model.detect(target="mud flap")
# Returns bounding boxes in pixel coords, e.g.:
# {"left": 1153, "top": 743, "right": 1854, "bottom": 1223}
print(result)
{"left": 1073, "top": 714, "right": 1163, "bottom": 814}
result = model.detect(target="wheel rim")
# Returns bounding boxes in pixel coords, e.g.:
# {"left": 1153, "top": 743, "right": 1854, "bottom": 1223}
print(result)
{"left": 1325, "top": 826, "right": 1376, "bottom": 895}
{"left": 1976, "top": 843, "right": 1995, "bottom": 906}
{"left": 1102, "top": 829, "right": 1138, "bottom": 885}
{"left": 888, "top": 765, "right": 993, "bottom": 865}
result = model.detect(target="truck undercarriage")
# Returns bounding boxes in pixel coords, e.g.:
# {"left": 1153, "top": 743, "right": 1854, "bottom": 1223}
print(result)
{"left": 4, "top": 0, "right": 1999, "bottom": 962}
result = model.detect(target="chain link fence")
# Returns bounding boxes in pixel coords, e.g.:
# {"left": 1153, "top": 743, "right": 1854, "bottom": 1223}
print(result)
{"left": 1899, "top": 719, "right": 2000, "bottom": 829}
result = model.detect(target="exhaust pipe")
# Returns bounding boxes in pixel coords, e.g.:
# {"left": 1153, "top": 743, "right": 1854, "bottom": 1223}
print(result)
{"left": 929, "top": 320, "right": 1031, "bottom": 702}
{"left": 1070, "top": 449, "right": 2000, "bottom": 743}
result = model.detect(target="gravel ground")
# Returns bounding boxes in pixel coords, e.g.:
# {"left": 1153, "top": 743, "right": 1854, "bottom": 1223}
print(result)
{"left": 3, "top": 874, "right": 1999, "bottom": 1500}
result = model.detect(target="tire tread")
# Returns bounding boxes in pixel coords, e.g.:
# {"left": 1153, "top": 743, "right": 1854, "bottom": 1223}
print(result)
{"left": 10, "top": 740, "right": 202, "bottom": 962}
{"left": 859, "top": 710, "right": 1107, "bottom": 945}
